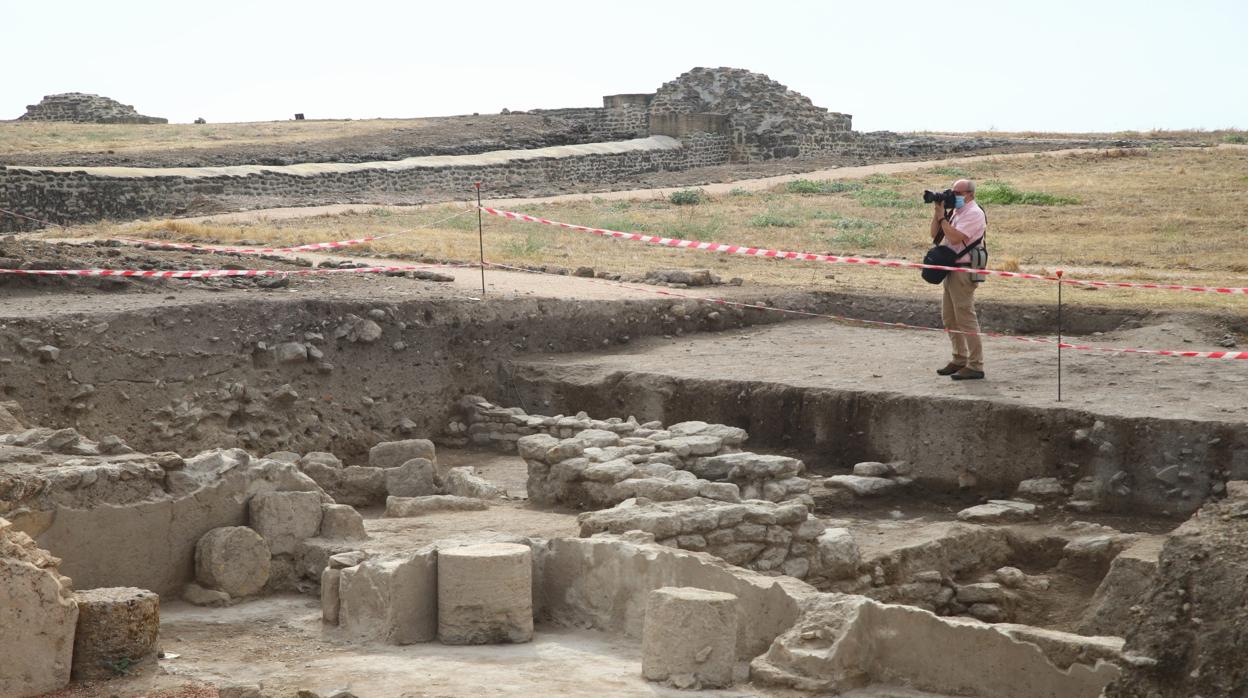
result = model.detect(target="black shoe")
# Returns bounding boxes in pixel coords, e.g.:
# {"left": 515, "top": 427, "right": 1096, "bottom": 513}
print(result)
{"left": 951, "top": 367, "right": 986, "bottom": 380}
{"left": 936, "top": 362, "right": 965, "bottom": 376}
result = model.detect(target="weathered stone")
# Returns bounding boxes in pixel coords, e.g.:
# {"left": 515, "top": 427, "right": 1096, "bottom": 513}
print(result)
{"left": 338, "top": 548, "right": 437, "bottom": 644}
{"left": 957, "top": 582, "right": 1006, "bottom": 605}
{"left": 0, "top": 519, "right": 78, "bottom": 697}
{"left": 517, "top": 434, "right": 560, "bottom": 462}
{"left": 319, "top": 504, "right": 367, "bottom": 540}
{"left": 249, "top": 491, "right": 323, "bottom": 555}
{"left": 442, "top": 466, "right": 507, "bottom": 500}
{"left": 438, "top": 543, "right": 533, "bottom": 644}
{"left": 321, "top": 568, "right": 341, "bottom": 625}
{"left": 1016, "top": 477, "right": 1067, "bottom": 502}
{"left": 852, "top": 462, "right": 893, "bottom": 477}
{"left": 275, "top": 342, "right": 308, "bottom": 363}
{"left": 956, "top": 500, "right": 1038, "bottom": 523}
{"left": 823, "top": 474, "right": 899, "bottom": 497}
{"left": 194, "top": 526, "right": 270, "bottom": 597}
{"left": 816, "top": 528, "right": 860, "bottom": 579}
{"left": 181, "top": 582, "right": 230, "bottom": 607}
{"left": 385, "top": 495, "right": 488, "bottom": 518}
{"left": 384, "top": 458, "right": 438, "bottom": 497}
{"left": 642, "top": 587, "right": 738, "bottom": 688}
{"left": 655, "top": 434, "right": 724, "bottom": 458}
{"left": 70, "top": 587, "right": 160, "bottom": 680}
{"left": 369, "top": 439, "right": 436, "bottom": 468}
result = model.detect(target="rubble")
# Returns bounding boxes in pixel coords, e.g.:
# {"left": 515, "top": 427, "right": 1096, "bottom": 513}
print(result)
{"left": 0, "top": 517, "right": 78, "bottom": 697}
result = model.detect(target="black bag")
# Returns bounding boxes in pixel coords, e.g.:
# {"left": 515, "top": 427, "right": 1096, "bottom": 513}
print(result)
{"left": 922, "top": 209, "right": 986, "bottom": 285}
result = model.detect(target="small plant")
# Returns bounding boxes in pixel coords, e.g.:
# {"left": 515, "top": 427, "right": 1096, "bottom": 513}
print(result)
{"left": 785, "top": 179, "right": 862, "bottom": 194}
{"left": 864, "top": 173, "right": 905, "bottom": 185}
{"left": 1223, "top": 133, "right": 1248, "bottom": 144}
{"left": 106, "top": 657, "right": 134, "bottom": 677}
{"left": 727, "top": 187, "right": 753, "bottom": 197}
{"left": 669, "top": 188, "right": 707, "bottom": 205}
{"left": 606, "top": 200, "right": 632, "bottom": 212}
{"left": 366, "top": 207, "right": 394, "bottom": 218}
{"left": 928, "top": 166, "right": 971, "bottom": 177}
{"left": 853, "top": 187, "right": 918, "bottom": 208}
{"left": 748, "top": 210, "right": 801, "bottom": 228}
{"left": 976, "top": 181, "right": 1079, "bottom": 205}
{"left": 500, "top": 233, "right": 548, "bottom": 257}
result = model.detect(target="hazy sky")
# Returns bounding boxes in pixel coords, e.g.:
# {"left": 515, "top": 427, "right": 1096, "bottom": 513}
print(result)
{"left": 5, "top": 0, "right": 1245, "bottom": 132}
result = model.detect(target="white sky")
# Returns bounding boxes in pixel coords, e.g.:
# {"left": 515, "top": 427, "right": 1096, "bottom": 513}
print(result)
{"left": 4, "top": 0, "right": 1246, "bottom": 132}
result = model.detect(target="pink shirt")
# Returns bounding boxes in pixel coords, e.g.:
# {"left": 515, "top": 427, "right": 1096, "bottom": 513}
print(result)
{"left": 942, "top": 201, "right": 986, "bottom": 257}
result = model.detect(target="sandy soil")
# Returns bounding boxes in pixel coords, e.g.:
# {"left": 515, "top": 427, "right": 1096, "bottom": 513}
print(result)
{"left": 518, "top": 318, "right": 1248, "bottom": 424}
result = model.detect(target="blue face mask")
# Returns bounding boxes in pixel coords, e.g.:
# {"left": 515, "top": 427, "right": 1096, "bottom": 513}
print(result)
{"left": 954, "top": 195, "right": 966, "bottom": 209}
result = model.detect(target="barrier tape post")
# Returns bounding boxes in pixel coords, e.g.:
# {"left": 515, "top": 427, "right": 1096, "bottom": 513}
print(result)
{"left": 1057, "top": 269, "right": 1064, "bottom": 402}
{"left": 475, "top": 182, "right": 486, "bottom": 297}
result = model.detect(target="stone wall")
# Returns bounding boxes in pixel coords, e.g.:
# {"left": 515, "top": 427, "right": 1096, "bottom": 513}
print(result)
{"left": 525, "top": 101, "right": 650, "bottom": 142}
{"left": 649, "top": 67, "right": 852, "bottom": 161}
{"left": 0, "top": 134, "right": 730, "bottom": 231}
{"left": 18, "top": 93, "right": 167, "bottom": 124}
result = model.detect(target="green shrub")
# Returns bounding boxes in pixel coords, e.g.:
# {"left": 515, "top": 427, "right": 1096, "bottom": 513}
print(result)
{"left": 823, "top": 229, "right": 882, "bottom": 248}
{"left": 500, "top": 233, "right": 549, "bottom": 257}
{"left": 669, "top": 188, "right": 707, "bottom": 205}
{"left": 1223, "top": 133, "right": 1248, "bottom": 144}
{"left": 785, "top": 179, "right": 862, "bottom": 194}
{"left": 853, "top": 187, "right": 919, "bottom": 208}
{"left": 728, "top": 187, "right": 753, "bottom": 197}
{"left": 864, "top": 173, "right": 905, "bottom": 185}
{"left": 927, "top": 166, "right": 971, "bottom": 177}
{"left": 976, "top": 181, "right": 1079, "bottom": 205}
{"left": 748, "top": 211, "right": 801, "bottom": 228}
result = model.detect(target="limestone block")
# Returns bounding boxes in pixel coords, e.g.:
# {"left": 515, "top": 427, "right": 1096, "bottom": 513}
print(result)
{"left": 442, "top": 466, "right": 507, "bottom": 500}
{"left": 852, "top": 461, "right": 893, "bottom": 477}
{"left": 1077, "top": 537, "right": 1161, "bottom": 636}
{"left": 369, "top": 439, "right": 436, "bottom": 468}
{"left": 1016, "top": 477, "right": 1067, "bottom": 502}
{"left": 438, "top": 543, "right": 533, "bottom": 644}
{"left": 319, "top": 504, "right": 367, "bottom": 540}
{"left": 249, "top": 491, "right": 324, "bottom": 555}
{"left": 642, "top": 587, "right": 738, "bottom": 688}
{"left": 815, "top": 528, "right": 860, "bottom": 580}
{"left": 572, "top": 429, "right": 621, "bottom": 448}
{"left": 656, "top": 434, "right": 723, "bottom": 458}
{"left": 668, "top": 421, "right": 749, "bottom": 446}
{"left": 194, "top": 526, "right": 270, "bottom": 597}
{"left": 385, "top": 495, "right": 489, "bottom": 517}
{"left": 339, "top": 548, "right": 437, "bottom": 644}
{"left": 956, "top": 500, "right": 1038, "bottom": 523}
{"left": 698, "top": 481, "right": 741, "bottom": 502}
{"left": 71, "top": 587, "right": 160, "bottom": 680}
{"left": 517, "top": 433, "right": 560, "bottom": 462}
{"left": 385, "top": 458, "right": 438, "bottom": 497}
{"left": 0, "top": 520, "right": 78, "bottom": 697}
{"left": 823, "top": 474, "right": 899, "bottom": 497}
{"left": 300, "top": 451, "right": 343, "bottom": 469}
{"left": 321, "top": 568, "right": 341, "bottom": 625}
{"left": 181, "top": 583, "right": 230, "bottom": 607}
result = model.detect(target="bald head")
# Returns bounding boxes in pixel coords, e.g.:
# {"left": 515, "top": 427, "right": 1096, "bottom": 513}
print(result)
{"left": 953, "top": 179, "right": 976, "bottom": 201}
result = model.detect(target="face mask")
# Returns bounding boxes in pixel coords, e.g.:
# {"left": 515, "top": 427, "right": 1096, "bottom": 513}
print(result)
{"left": 954, "top": 195, "right": 966, "bottom": 209}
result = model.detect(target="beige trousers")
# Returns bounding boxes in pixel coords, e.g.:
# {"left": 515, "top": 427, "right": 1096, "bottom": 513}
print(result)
{"left": 941, "top": 271, "right": 983, "bottom": 371}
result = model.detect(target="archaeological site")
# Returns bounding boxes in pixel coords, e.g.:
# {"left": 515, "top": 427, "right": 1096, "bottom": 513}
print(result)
{"left": 1, "top": 67, "right": 1246, "bottom": 698}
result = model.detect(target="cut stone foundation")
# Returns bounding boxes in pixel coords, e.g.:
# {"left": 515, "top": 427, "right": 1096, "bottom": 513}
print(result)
{"left": 70, "top": 586, "right": 160, "bottom": 680}
{"left": 641, "top": 586, "right": 738, "bottom": 688}
{"left": 437, "top": 542, "right": 534, "bottom": 645}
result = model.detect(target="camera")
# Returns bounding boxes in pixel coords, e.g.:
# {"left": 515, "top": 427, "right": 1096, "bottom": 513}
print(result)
{"left": 923, "top": 188, "right": 957, "bottom": 207}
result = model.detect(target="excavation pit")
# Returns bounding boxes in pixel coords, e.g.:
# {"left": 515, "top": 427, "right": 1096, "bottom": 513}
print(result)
{"left": 2, "top": 267, "right": 1243, "bottom": 697}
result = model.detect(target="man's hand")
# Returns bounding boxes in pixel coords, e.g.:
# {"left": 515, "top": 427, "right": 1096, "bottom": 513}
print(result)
{"left": 933, "top": 202, "right": 946, "bottom": 220}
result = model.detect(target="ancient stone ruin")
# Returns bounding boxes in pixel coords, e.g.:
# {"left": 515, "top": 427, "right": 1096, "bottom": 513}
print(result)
{"left": 17, "top": 92, "right": 168, "bottom": 124}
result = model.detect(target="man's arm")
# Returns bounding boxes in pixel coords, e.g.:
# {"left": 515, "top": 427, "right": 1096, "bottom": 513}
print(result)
{"left": 930, "top": 203, "right": 945, "bottom": 242}
{"left": 938, "top": 218, "right": 969, "bottom": 246}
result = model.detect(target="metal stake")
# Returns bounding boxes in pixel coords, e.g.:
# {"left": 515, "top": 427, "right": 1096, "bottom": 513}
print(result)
{"left": 475, "top": 182, "right": 485, "bottom": 297}
{"left": 1056, "top": 269, "right": 1064, "bottom": 402}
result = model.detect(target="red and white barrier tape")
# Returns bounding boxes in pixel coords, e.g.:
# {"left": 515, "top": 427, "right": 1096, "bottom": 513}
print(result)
{"left": 483, "top": 261, "right": 1248, "bottom": 361}
{"left": 480, "top": 207, "right": 1248, "bottom": 296}
{"left": 0, "top": 262, "right": 477, "bottom": 279}
{"left": 114, "top": 207, "right": 474, "bottom": 255}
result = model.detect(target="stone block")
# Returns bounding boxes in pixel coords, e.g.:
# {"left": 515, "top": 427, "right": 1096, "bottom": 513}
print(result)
{"left": 71, "top": 587, "right": 160, "bottom": 680}
{"left": 369, "top": 439, "right": 436, "bottom": 468}
{"left": 194, "top": 526, "right": 270, "bottom": 597}
{"left": 0, "top": 520, "right": 78, "bottom": 697}
{"left": 816, "top": 528, "right": 860, "bottom": 580}
{"left": 956, "top": 500, "right": 1038, "bottom": 523}
{"left": 852, "top": 461, "right": 893, "bottom": 477}
{"left": 338, "top": 548, "right": 437, "bottom": 644}
{"left": 249, "top": 491, "right": 324, "bottom": 555}
{"left": 384, "top": 458, "right": 439, "bottom": 497}
{"left": 181, "top": 583, "right": 230, "bottom": 607}
{"left": 823, "top": 474, "right": 899, "bottom": 497}
{"left": 438, "top": 543, "right": 533, "bottom": 644}
{"left": 321, "top": 568, "right": 341, "bottom": 625}
{"left": 319, "top": 504, "right": 367, "bottom": 540}
{"left": 385, "top": 495, "right": 489, "bottom": 517}
{"left": 1016, "top": 478, "right": 1067, "bottom": 502}
{"left": 642, "top": 587, "right": 738, "bottom": 688}
{"left": 517, "top": 434, "right": 559, "bottom": 462}
{"left": 442, "top": 466, "right": 507, "bottom": 499}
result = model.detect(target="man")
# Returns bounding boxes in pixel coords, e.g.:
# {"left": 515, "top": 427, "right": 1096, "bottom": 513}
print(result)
{"left": 930, "top": 179, "right": 987, "bottom": 380}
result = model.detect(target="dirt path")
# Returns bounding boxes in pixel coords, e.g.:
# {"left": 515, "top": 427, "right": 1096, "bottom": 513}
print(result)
{"left": 162, "top": 147, "right": 1098, "bottom": 225}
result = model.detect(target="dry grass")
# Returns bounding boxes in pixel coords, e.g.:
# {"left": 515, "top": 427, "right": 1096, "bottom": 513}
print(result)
{"left": 0, "top": 119, "right": 434, "bottom": 155}
{"left": 54, "top": 147, "right": 1248, "bottom": 312}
